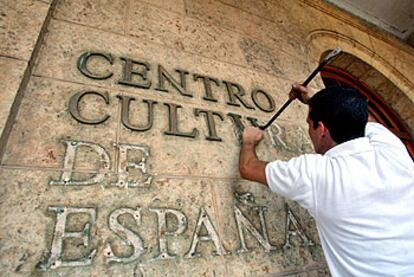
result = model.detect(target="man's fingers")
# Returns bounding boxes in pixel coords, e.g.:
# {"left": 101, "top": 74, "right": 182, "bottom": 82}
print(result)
{"left": 242, "top": 127, "right": 264, "bottom": 145}
{"left": 290, "top": 84, "right": 312, "bottom": 104}
{"left": 289, "top": 83, "right": 301, "bottom": 100}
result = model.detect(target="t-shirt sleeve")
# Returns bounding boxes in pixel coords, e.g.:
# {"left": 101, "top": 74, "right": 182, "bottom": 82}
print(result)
{"left": 265, "top": 154, "right": 319, "bottom": 214}
{"left": 365, "top": 122, "right": 408, "bottom": 152}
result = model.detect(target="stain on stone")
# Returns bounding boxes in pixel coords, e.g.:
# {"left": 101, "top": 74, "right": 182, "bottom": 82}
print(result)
{"left": 239, "top": 37, "right": 283, "bottom": 75}
{"left": 47, "top": 150, "right": 57, "bottom": 162}
{"left": 262, "top": 265, "right": 270, "bottom": 273}
{"left": 19, "top": 252, "right": 29, "bottom": 262}
{"left": 15, "top": 264, "right": 23, "bottom": 272}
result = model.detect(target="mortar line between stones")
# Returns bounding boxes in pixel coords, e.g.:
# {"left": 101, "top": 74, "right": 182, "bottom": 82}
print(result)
{"left": 0, "top": 164, "right": 247, "bottom": 181}
{"left": 114, "top": 86, "right": 122, "bottom": 175}
{"left": 207, "top": 179, "right": 230, "bottom": 275}
{"left": 36, "top": 0, "right": 51, "bottom": 4}
{"left": 123, "top": 0, "right": 131, "bottom": 35}
{"left": 0, "top": 0, "right": 59, "bottom": 164}
{"left": 183, "top": 0, "right": 188, "bottom": 15}
{"left": 260, "top": 264, "right": 327, "bottom": 276}
{"left": 0, "top": 55, "right": 27, "bottom": 62}
{"left": 49, "top": 17, "right": 310, "bottom": 84}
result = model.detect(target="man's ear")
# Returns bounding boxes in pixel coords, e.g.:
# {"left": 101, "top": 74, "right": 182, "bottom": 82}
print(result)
{"left": 318, "top": 121, "right": 336, "bottom": 144}
{"left": 317, "top": 121, "right": 329, "bottom": 138}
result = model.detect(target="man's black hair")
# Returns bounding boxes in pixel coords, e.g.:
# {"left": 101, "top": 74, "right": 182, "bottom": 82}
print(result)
{"left": 308, "top": 86, "right": 368, "bottom": 144}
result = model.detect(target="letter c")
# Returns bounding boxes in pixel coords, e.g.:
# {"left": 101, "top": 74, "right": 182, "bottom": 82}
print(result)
{"left": 77, "top": 51, "right": 114, "bottom": 80}
{"left": 69, "top": 91, "right": 110, "bottom": 125}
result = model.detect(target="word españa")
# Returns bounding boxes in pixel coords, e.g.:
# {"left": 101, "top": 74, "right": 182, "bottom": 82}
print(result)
{"left": 37, "top": 202, "right": 314, "bottom": 270}
{"left": 71, "top": 51, "right": 279, "bottom": 141}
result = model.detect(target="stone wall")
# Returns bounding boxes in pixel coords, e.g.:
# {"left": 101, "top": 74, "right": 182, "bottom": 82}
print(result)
{"left": 0, "top": 0, "right": 413, "bottom": 276}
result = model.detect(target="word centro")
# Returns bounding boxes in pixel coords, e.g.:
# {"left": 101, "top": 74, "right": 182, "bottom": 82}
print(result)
{"left": 37, "top": 202, "right": 314, "bottom": 270}
{"left": 72, "top": 51, "right": 281, "bottom": 140}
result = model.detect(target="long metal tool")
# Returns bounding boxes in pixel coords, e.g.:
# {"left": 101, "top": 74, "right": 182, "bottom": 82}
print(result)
{"left": 259, "top": 48, "right": 342, "bottom": 130}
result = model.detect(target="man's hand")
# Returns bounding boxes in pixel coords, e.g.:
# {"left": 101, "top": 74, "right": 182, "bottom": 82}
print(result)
{"left": 289, "top": 84, "right": 312, "bottom": 104}
{"left": 242, "top": 127, "right": 264, "bottom": 146}
{"left": 239, "top": 127, "right": 268, "bottom": 186}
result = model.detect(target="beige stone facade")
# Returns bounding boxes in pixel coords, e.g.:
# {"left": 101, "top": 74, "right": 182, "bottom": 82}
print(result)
{"left": 0, "top": 0, "right": 413, "bottom": 276}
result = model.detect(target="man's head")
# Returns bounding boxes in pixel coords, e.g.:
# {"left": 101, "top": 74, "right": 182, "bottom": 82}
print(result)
{"left": 307, "top": 86, "right": 368, "bottom": 154}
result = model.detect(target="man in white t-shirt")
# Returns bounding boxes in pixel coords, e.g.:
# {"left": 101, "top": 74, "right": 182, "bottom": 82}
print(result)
{"left": 239, "top": 84, "right": 414, "bottom": 276}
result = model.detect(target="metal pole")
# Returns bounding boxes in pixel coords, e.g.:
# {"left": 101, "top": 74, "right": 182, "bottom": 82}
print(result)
{"left": 259, "top": 48, "right": 342, "bottom": 130}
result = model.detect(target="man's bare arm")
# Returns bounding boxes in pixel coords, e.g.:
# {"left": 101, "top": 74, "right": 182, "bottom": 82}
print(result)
{"left": 239, "top": 85, "right": 312, "bottom": 185}
{"left": 239, "top": 127, "right": 268, "bottom": 185}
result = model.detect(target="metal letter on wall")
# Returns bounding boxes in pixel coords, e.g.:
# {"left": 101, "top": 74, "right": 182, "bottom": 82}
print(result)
{"left": 222, "top": 80, "right": 254, "bottom": 109}
{"left": 37, "top": 206, "right": 96, "bottom": 270}
{"left": 105, "top": 207, "right": 144, "bottom": 263}
{"left": 267, "top": 124, "right": 313, "bottom": 153}
{"left": 118, "top": 57, "right": 152, "bottom": 89}
{"left": 234, "top": 205, "right": 277, "bottom": 252}
{"left": 283, "top": 204, "right": 314, "bottom": 250}
{"left": 149, "top": 208, "right": 188, "bottom": 260}
{"left": 117, "top": 95, "right": 157, "bottom": 132}
{"left": 185, "top": 207, "right": 228, "bottom": 258}
{"left": 69, "top": 91, "right": 110, "bottom": 125}
{"left": 112, "top": 143, "right": 152, "bottom": 188}
{"left": 49, "top": 140, "right": 110, "bottom": 186}
{"left": 164, "top": 103, "right": 197, "bottom": 138}
{"left": 227, "top": 113, "right": 259, "bottom": 143}
{"left": 77, "top": 51, "right": 113, "bottom": 80}
{"left": 155, "top": 65, "right": 193, "bottom": 97}
{"left": 193, "top": 74, "right": 220, "bottom": 102}
{"left": 194, "top": 108, "right": 224, "bottom": 141}
{"left": 251, "top": 89, "right": 275, "bottom": 112}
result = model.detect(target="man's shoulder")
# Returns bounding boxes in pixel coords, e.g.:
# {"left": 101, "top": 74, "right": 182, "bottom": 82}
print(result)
{"left": 267, "top": 153, "right": 326, "bottom": 172}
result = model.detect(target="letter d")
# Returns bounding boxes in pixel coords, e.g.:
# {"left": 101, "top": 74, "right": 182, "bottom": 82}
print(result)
{"left": 50, "top": 140, "right": 110, "bottom": 186}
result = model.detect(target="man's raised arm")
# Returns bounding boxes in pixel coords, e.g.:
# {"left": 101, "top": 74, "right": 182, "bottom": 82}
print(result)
{"left": 239, "top": 127, "right": 268, "bottom": 185}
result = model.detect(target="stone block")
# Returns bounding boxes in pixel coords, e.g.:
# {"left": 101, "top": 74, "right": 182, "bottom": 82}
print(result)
{"left": 266, "top": 0, "right": 353, "bottom": 43}
{"left": 0, "top": 168, "right": 326, "bottom": 275}
{"left": 207, "top": 179, "right": 325, "bottom": 275}
{"left": 2, "top": 77, "right": 118, "bottom": 170}
{"left": 0, "top": 0, "right": 49, "bottom": 60}
{"left": 359, "top": 68, "right": 388, "bottom": 89}
{"left": 54, "top": 0, "right": 127, "bottom": 34}
{"left": 127, "top": 1, "right": 247, "bottom": 67}
{"left": 140, "top": 0, "right": 185, "bottom": 15}
{"left": 406, "top": 115, "right": 414, "bottom": 136}
{"left": 392, "top": 99, "right": 414, "bottom": 124}
{"left": 238, "top": 36, "right": 311, "bottom": 81}
{"left": 219, "top": 0, "right": 273, "bottom": 21}
{"left": 395, "top": 58, "right": 414, "bottom": 94}
{"left": 370, "top": 37, "right": 399, "bottom": 68}
{"left": 0, "top": 168, "right": 218, "bottom": 275}
{"left": 349, "top": 26, "right": 374, "bottom": 50}
{"left": 0, "top": 57, "right": 26, "bottom": 137}
{"left": 265, "top": 0, "right": 318, "bottom": 39}
{"left": 184, "top": 0, "right": 304, "bottom": 57}
{"left": 343, "top": 58, "right": 372, "bottom": 78}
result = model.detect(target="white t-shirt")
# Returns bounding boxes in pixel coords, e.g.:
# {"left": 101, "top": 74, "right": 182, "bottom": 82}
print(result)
{"left": 265, "top": 123, "right": 414, "bottom": 276}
